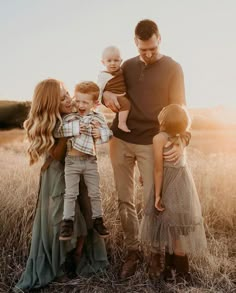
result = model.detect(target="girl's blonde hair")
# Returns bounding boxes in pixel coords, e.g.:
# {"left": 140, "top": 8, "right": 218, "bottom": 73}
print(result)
{"left": 158, "top": 104, "right": 191, "bottom": 135}
{"left": 24, "top": 78, "right": 62, "bottom": 165}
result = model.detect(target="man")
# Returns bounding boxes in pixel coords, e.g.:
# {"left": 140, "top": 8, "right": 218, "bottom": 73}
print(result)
{"left": 103, "top": 19, "right": 189, "bottom": 279}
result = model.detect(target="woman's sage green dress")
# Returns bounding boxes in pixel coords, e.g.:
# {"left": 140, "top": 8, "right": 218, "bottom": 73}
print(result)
{"left": 15, "top": 157, "right": 108, "bottom": 291}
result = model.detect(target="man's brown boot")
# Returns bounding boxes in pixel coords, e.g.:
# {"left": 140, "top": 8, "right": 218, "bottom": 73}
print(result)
{"left": 120, "top": 250, "right": 141, "bottom": 280}
{"left": 148, "top": 252, "right": 165, "bottom": 280}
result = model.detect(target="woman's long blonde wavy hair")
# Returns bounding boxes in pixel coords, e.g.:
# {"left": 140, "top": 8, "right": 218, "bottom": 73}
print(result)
{"left": 24, "top": 79, "right": 62, "bottom": 165}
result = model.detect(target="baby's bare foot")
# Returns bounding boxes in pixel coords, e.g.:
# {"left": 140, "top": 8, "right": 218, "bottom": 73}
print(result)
{"left": 118, "top": 123, "right": 131, "bottom": 132}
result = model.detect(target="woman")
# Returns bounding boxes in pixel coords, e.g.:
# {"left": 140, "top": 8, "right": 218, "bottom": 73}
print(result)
{"left": 15, "top": 79, "right": 108, "bottom": 291}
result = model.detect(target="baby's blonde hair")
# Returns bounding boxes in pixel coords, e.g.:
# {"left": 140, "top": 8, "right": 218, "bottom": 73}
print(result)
{"left": 102, "top": 46, "right": 121, "bottom": 60}
{"left": 24, "top": 78, "right": 62, "bottom": 165}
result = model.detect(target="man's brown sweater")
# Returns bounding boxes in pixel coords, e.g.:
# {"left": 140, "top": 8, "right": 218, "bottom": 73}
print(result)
{"left": 110, "top": 55, "right": 186, "bottom": 145}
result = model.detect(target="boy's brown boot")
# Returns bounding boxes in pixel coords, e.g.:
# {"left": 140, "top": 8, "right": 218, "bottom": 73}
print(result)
{"left": 59, "top": 219, "right": 74, "bottom": 241}
{"left": 93, "top": 217, "right": 109, "bottom": 238}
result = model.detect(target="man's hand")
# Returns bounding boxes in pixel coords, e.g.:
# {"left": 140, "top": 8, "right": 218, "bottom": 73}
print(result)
{"left": 163, "top": 143, "right": 184, "bottom": 163}
{"left": 103, "top": 91, "right": 122, "bottom": 112}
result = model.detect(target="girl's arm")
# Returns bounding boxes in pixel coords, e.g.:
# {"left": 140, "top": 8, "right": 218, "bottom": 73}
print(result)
{"left": 153, "top": 133, "right": 167, "bottom": 211}
{"left": 49, "top": 137, "right": 68, "bottom": 161}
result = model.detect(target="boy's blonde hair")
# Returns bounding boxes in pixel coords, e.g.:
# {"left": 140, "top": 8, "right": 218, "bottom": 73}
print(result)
{"left": 74, "top": 81, "right": 100, "bottom": 102}
{"left": 158, "top": 104, "right": 191, "bottom": 135}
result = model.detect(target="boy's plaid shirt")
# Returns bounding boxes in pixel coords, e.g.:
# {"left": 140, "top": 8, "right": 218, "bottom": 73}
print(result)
{"left": 54, "top": 111, "right": 112, "bottom": 156}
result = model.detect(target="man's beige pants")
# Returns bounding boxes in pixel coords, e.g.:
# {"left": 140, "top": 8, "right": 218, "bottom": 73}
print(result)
{"left": 110, "top": 137, "right": 154, "bottom": 251}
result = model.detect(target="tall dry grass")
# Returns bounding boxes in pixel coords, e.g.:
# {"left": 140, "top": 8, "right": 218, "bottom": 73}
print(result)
{"left": 0, "top": 135, "right": 235, "bottom": 292}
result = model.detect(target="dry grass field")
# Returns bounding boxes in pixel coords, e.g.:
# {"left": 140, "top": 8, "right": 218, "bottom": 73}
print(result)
{"left": 0, "top": 129, "right": 235, "bottom": 292}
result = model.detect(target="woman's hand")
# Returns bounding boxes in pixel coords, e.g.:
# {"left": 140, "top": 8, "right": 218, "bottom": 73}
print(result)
{"left": 155, "top": 196, "right": 165, "bottom": 212}
{"left": 79, "top": 123, "right": 89, "bottom": 134}
{"left": 163, "top": 143, "right": 184, "bottom": 163}
{"left": 92, "top": 128, "right": 101, "bottom": 139}
{"left": 91, "top": 120, "right": 101, "bottom": 128}
{"left": 91, "top": 120, "right": 101, "bottom": 139}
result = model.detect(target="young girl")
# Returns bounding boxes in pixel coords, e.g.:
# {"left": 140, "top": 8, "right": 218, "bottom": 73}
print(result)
{"left": 140, "top": 104, "right": 207, "bottom": 280}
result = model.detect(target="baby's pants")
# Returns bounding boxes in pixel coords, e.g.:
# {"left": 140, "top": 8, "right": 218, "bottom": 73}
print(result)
{"left": 117, "top": 95, "right": 131, "bottom": 111}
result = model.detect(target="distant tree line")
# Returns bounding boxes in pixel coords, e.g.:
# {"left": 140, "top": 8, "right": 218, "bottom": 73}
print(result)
{"left": 0, "top": 101, "right": 31, "bottom": 129}
{"left": 0, "top": 101, "right": 235, "bottom": 130}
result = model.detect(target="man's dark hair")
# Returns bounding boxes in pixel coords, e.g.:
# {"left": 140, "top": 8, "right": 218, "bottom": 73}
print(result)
{"left": 135, "top": 19, "right": 159, "bottom": 40}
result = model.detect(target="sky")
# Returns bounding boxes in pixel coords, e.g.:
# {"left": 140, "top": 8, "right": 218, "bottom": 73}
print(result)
{"left": 0, "top": 0, "right": 236, "bottom": 108}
